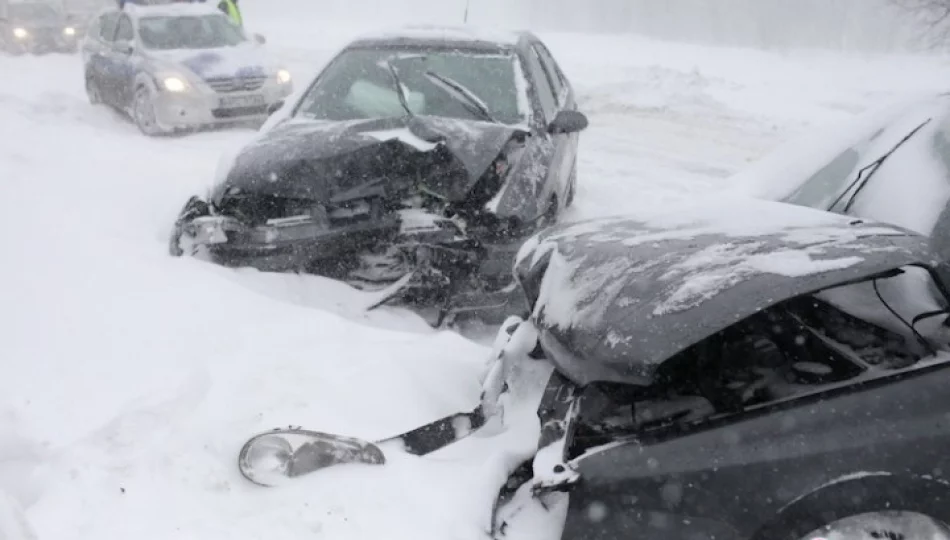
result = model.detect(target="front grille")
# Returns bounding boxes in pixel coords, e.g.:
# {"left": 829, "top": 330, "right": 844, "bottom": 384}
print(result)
{"left": 205, "top": 75, "right": 267, "bottom": 93}
{"left": 211, "top": 105, "right": 269, "bottom": 119}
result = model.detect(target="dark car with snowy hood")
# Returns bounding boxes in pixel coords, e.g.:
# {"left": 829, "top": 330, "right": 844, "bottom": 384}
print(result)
{"left": 170, "top": 26, "right": 589, "bottom": 324}
{"left": 486, "top": 200, "right": 950, "bottom": 540}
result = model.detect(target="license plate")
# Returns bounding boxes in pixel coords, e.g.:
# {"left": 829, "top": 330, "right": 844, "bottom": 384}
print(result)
{"left": 219, "top": 94, "right": 265, "bottom": 108}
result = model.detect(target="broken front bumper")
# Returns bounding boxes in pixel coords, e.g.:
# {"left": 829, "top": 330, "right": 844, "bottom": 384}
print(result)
{"left": 183, "top": 213, "right": 400, "bottom": 273}
{"left": 174, "top": 208, "right": 527, "bottom": 321}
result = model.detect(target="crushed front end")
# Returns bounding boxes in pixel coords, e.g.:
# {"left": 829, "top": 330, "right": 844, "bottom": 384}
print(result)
{"left": 169, "top": 117, "right": 540, "bottom": 324}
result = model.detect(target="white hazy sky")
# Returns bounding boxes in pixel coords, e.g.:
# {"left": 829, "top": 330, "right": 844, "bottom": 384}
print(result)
{"left": 248, "top": 0, "right": 931, "bottom": 53}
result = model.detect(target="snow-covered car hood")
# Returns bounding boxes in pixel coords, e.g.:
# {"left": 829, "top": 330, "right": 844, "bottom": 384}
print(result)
{"left": 513, "top": 199, "right": 940, "bottom": 387}
{"left": 212, "top": 115, "right": 526, "bottom": 204}
{"left": 146, "top": 43, "right": 280, "bottom": 81}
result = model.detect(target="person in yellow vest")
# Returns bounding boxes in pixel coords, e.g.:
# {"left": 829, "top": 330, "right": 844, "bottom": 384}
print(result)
{"left": 217, "top": 0, "right": 242, "bottom": 27}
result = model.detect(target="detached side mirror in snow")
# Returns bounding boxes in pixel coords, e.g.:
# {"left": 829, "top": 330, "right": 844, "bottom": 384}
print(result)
{"left": 253, "top": 33, "right": 266, "bottom": 44}
{"left": 547, "top": 110, "right": 589, "bottom": 135}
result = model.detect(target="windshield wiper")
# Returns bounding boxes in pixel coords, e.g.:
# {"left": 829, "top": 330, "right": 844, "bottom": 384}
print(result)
{"left": 828, "top": 118, "right": 932, "bottom": 213}
{"left": 385, "top": 60, "right": 415, "bottom": 119}
{"left": 423, "top": 70, "right": 497, "bottom": 123}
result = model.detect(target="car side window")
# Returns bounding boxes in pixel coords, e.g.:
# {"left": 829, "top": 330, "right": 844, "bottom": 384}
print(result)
{"left": 523, "top": 47, "right": 558, "bottom": 123}
{"left": 115, "top": 14, "right": 133, "bottom": 42}
{"left": 532, "top": 42, "right": 566, "bottom": 103}
{"left": 98, "top": 13, "right": 119, "bottom": 42}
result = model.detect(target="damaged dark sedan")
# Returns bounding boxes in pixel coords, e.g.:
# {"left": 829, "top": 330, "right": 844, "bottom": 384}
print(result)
{"left": 490, "top": 200, "right": 950, "bottom": 540}
{"left": 169, "top": 26, "right": 588, "bottom": 323}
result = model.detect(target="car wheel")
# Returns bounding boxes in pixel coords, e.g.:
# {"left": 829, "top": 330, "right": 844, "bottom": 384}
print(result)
{"left": 752, "top": 475, "right": 950, "bottom": 540}
{"left": 85, "top": 76, "right": 102, "bottom": 105}
{"left": 132, "top": 85, "right": 166, "bottom": 137}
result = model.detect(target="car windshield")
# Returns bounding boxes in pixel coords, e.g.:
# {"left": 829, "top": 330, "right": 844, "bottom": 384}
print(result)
{"left": 137, "top": 15, "right": 246, "bottom": 50}
{"left": 11, "top": 3, "right": 60, "bottom": 22}
{"left": 295, "top": 47, "right": 526, "bottom": 125}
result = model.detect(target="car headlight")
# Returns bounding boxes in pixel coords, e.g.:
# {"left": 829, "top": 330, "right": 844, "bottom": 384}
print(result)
{"left": 162, "top": 77, "right": 188, "bottom": 92}
{"left": 63, "top": 27, "right": 76, "bottom": 36}
{"left": 13, "top": 28, "right": 28, "bottom": 39}
{"left": 277, "top": 69, "right": 291, "bottom": 84}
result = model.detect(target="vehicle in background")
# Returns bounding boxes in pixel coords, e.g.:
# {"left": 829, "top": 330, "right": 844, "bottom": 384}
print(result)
{"left": 80, "top": 2, "right": 291, "bottom": 135}
{"left": 168, "top": 25, "right": 589, "bottom": 326}
{"left": 60, "top": 0, "right": 114, "bottom": 38}
{"left": 0, "top": 1, "right": 79, "bottom": 54}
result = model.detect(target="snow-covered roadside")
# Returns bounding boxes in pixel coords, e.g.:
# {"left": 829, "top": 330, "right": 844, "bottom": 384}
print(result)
{"left": 4, "top": 11, "right": 950, "bottom": 540}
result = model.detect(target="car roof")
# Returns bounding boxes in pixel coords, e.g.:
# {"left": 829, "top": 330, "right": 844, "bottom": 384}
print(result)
{"left": 347, "top": 25, "right": 532, "bottom": 52}
{"left": 111, "top": 2, "right": 224, "bottom": 19}
{"left": 515, "top": 198, "right": 941, "bottom": 387}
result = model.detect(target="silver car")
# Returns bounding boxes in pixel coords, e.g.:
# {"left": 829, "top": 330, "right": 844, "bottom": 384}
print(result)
{"left": 80, "top": 2, "right": 293, "bottom": 135}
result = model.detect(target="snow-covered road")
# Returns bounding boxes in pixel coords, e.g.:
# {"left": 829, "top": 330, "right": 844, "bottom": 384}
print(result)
{"left": 4, "top": 7, "right": 950, "bottom": 539}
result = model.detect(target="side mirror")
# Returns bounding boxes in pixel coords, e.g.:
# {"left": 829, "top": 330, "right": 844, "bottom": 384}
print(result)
{"left": 115, "top": 41, "right": 134, "bottom": 55}
{"left": 547, "top": 109, "right": 589, "bottom": 135}
{"left": 253, "top": 33, "right": 266, "bottom": 45}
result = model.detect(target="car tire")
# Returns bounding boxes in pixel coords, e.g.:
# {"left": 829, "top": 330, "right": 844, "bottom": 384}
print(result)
{"left": 751, "top": 474, "right": 950, "bottom": 540}
{"left": 132, "top": 85, "right": 167, "bottom": 137}
{"left": 85, "top": 76, "right": 102, "bottom": 105}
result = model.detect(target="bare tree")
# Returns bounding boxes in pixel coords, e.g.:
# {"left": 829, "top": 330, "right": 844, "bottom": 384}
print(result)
{"left": 890, "top": 0, "right": 950, "bottom": 48}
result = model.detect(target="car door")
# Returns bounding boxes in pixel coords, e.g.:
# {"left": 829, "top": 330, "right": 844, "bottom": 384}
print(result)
{"left": 107, "top": 13, "right": 138, "bottom": 110}
{"left": 523, "top": 41, "right": 573, "bottom": 211}
{"left": 85, "top": 11, "right": 119, "bottom": 105}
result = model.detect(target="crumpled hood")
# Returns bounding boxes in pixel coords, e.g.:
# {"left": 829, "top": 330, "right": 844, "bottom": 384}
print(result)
{"left": 212, "top": 115, "right": 527, "bottom": 204}
{"left": 148, "top": 43, "right": 279, "bottom": 82}
{"left": 514, "top": 199, "right": 940, "bottom": 387}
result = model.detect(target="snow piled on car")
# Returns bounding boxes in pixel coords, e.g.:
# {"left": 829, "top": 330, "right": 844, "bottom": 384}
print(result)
{"left": 653, "top": 243, "right": 864, "bottom": 315}
{"left": 6, "top": 5, "right": 950, "bottom": 540}
{"left": 518, "top": 199, "right": 909, "bottom": 327}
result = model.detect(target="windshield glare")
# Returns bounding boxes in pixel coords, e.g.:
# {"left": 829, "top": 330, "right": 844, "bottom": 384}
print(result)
{"left": 11, "top": 3, "right": 60, "bottom": 22}
{"left": 295, "top": 48, "right": 526, "bottom": 125}
{"left": 138, "top": 15, "right": 246, "bottom": 50}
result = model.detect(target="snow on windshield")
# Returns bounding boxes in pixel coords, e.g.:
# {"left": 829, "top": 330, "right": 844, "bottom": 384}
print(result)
{"left": 734, "top": 95, "right": 950, "bottom": 241}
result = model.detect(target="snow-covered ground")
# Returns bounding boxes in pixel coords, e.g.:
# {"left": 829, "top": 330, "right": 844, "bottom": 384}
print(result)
{"left": 4, "top": 4, "right": 950, "bottom": 539}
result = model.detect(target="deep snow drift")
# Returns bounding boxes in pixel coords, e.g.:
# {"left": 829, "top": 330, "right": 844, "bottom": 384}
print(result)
{"left": 4, "top": 3, "right": 950, "bottom": 539}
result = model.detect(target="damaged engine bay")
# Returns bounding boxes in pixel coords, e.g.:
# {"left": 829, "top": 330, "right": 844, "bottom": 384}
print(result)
{"left": 170, "top": 116, "right": 544, "bottom": 324}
